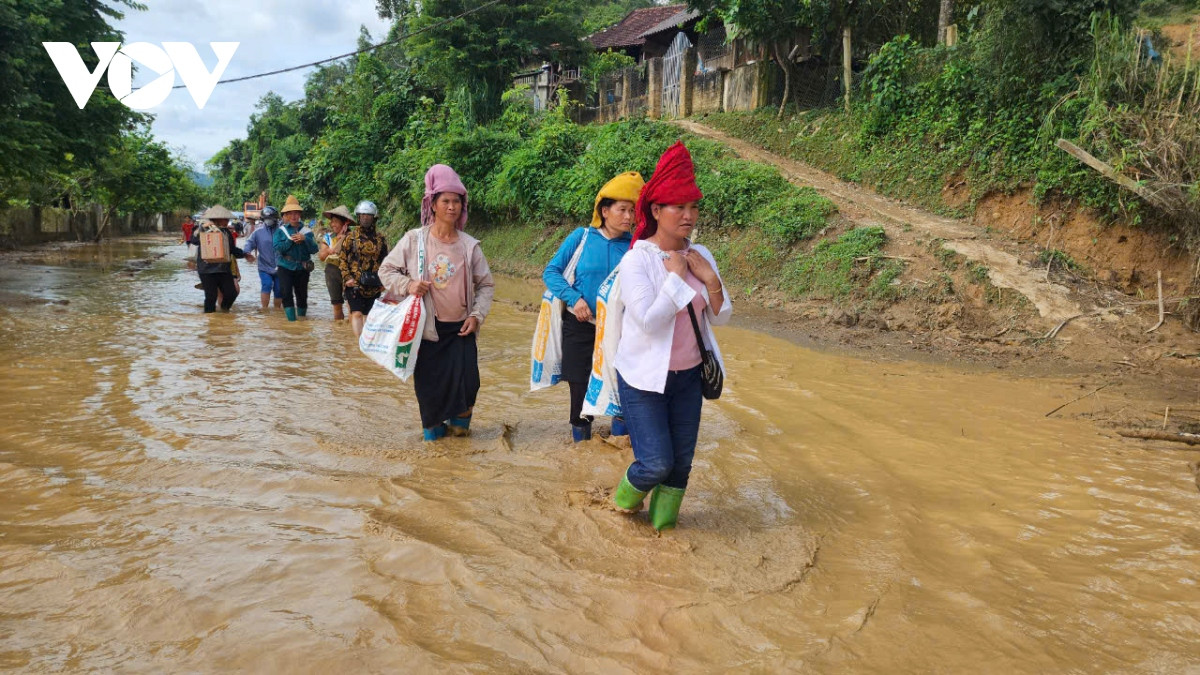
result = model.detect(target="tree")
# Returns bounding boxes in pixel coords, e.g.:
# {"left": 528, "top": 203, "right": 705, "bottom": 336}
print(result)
{"left": 582, "top": 0, "right": 654, "bottom": 34}
{"left": 395, "top": 0, "right": 590, "bottom": 123}
{"left": 0, "top": 0, "right": 143, "bottom": 201}
{"left": 84, "top": 127, "right": 204, "bottom": 239}
{"left": 691, "top": 0, "right": 828, "bottom": 116}
{"left": 938, "top": 0, "right": 954, "bottom": 43}
{"left": 582, "top": 49, "right": 638, "bottom": 96}
{"left": 301, "top": 47, "right": 423, "bottom": 205}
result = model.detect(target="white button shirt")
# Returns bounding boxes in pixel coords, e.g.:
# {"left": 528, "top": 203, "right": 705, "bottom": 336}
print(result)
{"left": 614, "top": 240, "right": 732, "bottom": 394}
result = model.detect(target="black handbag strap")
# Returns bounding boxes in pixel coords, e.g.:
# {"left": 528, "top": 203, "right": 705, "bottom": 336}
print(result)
{"left": 686, "top": 304, "right": 710, "bottom": 358}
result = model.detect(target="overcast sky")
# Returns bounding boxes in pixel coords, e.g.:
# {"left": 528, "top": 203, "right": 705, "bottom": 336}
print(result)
{"left": 114, "top": 0, "right": 391, "bottom": 172}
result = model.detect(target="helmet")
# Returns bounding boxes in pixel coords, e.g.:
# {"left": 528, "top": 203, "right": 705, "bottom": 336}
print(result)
{"left": 260, "top": 205, "right": 279, "bottom": 219}
{"left": 355, "top": 200, "right": 378, "bottom": 216}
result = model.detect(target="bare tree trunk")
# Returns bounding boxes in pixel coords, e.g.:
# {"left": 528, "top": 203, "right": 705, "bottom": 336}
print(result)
{"left": 773, "top": 42, "right": 793, "bottom": 118}
{"left": 843, "top": 27, "right": 852, "bottom": 112}
{"left": 938, "top": 0, "right": 954, "bottom": 44}
{"left": 93, "top": 208, "right": 113, "bottom": 242}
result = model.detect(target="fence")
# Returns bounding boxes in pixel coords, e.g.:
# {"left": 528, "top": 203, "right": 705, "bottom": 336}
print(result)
{"left": 0, "top": 205, "right": 178, "bottom": 248}
{"left": 574, "top": 63, "right": 650, "bottom": 124}
{"left": 571, "top": 37, "right": 856, "bottom": 124}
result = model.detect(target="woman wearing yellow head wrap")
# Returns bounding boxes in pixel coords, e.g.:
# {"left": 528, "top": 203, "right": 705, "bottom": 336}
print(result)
{"left": 541, "top": 171, "right": 644, "bottom": 442}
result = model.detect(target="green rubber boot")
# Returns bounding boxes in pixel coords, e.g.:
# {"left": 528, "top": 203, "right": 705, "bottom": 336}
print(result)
{"left": 612, "top": 473, "right": 648, "bottom": 513}
{"left": 648, "top": 485, "right": 685, "bottom": 531}
{"left": 284, "top": 307, "right": 297, "bottom": 321}
{"left": 297, "top": 306, "right": 307, "bottom": 318}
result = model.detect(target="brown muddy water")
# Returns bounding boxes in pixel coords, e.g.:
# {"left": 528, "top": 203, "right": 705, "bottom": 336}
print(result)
{"left": 0, "top": 236, "right": 1197, "bottom": 673}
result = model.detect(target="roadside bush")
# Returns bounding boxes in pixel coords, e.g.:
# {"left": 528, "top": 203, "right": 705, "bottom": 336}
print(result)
{"left": 375, "top": 88, "right": 838, "bottom": 245}
{"left": 785, "top": 226, "right": 890, "bottom": 298}
{"left": 695, "top": 159, "right": 792, "bottom": 229}
{"left": 758, "top": 188, "right": 837, "bottom": 244}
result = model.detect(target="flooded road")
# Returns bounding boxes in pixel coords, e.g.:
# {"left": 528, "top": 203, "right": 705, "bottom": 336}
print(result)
{"left": 1, "top": 236, "right": 1197, "bottom": 672}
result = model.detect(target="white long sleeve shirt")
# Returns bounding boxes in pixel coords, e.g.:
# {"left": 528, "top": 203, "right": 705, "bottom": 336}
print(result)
{"left": 614, "top": 240, "right": 732, "bottom": 393}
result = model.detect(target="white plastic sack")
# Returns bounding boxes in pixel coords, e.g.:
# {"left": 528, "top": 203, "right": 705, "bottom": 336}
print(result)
{"left": 581, "top": 265, "right": 623, "bottom": 418}
{"left": 358, "top": 232, "right": 427, "bottom": 382}
{"left": 358, "top": 294, "right": 426, "bottom": 382}
{"left": 530, "top": 229, "right": 590, "bottom": 391}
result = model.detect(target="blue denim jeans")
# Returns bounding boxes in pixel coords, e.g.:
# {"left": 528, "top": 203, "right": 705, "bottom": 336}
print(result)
{"left": 617, "top": 366, "right": 703, "bottom": 492}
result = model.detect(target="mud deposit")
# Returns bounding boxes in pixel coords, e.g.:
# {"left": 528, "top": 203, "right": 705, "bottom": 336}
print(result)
{"left": 1, "top": 238, "right": 1197, "bottom": 672}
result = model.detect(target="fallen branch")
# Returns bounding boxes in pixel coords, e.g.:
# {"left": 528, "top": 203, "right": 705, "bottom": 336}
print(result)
{"left": 1043, "top": 311, "right": 1098, "bottom": 339}
{"left": 989, "top": 324, "right": 1014, "bottom": 339}
{"left": 1044, "top": 218, "right": 1057, "bottom": 282}
{"left": 1118, "top": 296, "right": 1197, "bottom": 307}
{"left": 1145, "top": 270, "right": 1165, "bottom": 333}
{"left": 1055, "top": 139, "right": 1170, "bottom": 209}
{"left": 1046, "top": 383, "right": 1111, "bottom": 418}
{"left": 1117, "top": 429, "right": 1200, "bottom": 446}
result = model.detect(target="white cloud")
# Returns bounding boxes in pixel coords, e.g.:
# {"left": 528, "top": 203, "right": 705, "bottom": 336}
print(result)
{"left": 115, "top": 0, "right": 391, "bottom": 169}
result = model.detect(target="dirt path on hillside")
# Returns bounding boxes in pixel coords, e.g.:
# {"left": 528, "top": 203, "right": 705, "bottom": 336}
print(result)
{"left": 675, "top": 120, "right": 1085, "bottom": 325}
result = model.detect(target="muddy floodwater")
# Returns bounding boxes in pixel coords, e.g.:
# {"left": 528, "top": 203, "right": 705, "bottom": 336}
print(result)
{"left": 1, "top": 237, "right": 1197, "bottom": 672}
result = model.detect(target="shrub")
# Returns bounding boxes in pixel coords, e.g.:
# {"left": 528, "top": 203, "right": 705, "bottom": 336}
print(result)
{"left": 758, "top": 188, "right": 837, "bottom": 244}
{"left": 785, "top": 226, "right": 890, "bottom": 298}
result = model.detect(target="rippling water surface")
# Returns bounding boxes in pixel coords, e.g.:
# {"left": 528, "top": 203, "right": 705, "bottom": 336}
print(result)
{"left": 0, "top": 237, "right": 1197, "bottom": 672}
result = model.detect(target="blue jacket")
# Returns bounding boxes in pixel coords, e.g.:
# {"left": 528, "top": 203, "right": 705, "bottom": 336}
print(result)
{"left": 243, "top": 224, "right": 279, "bottom": 274}
{"left": 272, "top": 224, "right": 319, "bottom": 272}
{"left": 542, "top": 227, "right": 632, "bottom": 314}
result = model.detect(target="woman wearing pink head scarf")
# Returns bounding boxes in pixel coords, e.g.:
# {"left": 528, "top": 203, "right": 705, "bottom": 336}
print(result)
{"left": 379, "top": 164, "right": 496, "bottom": 441}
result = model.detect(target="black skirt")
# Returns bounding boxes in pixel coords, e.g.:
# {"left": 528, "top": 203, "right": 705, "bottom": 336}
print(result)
{"left": 560, "top": 309, "right": 596, "bottom": 384}
{"left": 413, "top": 320, "right": 480, "bottom": 428}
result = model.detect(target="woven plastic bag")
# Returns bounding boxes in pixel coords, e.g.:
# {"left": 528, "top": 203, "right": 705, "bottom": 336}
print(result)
{"left": 581, "top": 265, "right": 623, "bottom": 418}
{"left": 530, "top": 229, "right": 590, "bottom": 391}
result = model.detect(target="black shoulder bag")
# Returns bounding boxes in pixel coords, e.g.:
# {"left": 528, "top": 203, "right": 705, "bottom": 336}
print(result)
{"left": 357, "top": 234, "right": 386, "bottom": 289}
{"left": 686, "top": 304, "right": 723, "bottom": 400}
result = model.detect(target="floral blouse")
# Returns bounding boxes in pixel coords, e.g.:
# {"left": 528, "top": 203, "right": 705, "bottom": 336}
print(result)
{"left": 337, "top": 228, "right": 389, "bottom": 297}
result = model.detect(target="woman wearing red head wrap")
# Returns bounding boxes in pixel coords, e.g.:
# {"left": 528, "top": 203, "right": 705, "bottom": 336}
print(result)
{"left": 610, "top": 142, "right": 732, "bottom": 531}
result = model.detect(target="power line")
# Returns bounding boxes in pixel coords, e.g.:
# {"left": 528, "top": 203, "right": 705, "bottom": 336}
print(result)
{"left": 170, "top": 0, "right": 504, "bottom": 89}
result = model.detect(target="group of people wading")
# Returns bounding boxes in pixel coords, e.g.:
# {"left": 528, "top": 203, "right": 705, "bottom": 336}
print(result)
{"left": 190, "top": 144, "right": 729, "bottom": 531}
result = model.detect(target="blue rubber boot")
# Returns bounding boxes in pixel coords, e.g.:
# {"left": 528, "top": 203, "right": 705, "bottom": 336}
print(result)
{"left": 648, "top": 485, "right": 685, "bottom": 531}
{"left": 422, "top": 424, "right": 447, "bottom": 442}
{"left": 571, "top": 420, "right": 592, "bottom": 443}
{"left": 284, "top": 307, "right": 297, "bottom": 322}
{"left": 297, "top": 306, "right": 307, "bottom": 318}
{"left": 612, "top": 472, "right": 648, "bottom": 513}
{"left": 610, "top": 416, "right": 628, "bottom": 437}
{"left": 447, "top": 414, "right": 471, "bottom": 437}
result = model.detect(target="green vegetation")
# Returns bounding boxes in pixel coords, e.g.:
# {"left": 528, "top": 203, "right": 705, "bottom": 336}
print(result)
{"left": 377, "top": 0, "right": 588, "bottom": 123}
{"left": 700, "top": 1, "right": 1200, "bottom": 257}
{"left": 582, "top": 50, "right": 638, "bottom": 96}
{"left": 967, "top": 261, "right": 991, "bottom": 284}
{"left": 0, "top": 1, "right": 203, "bottom": 217}
{"left": 1038, "top": 248, "right": 1086, "bottom": 274}
{"left": 207, "top": 77, "right": 840, "bottom": 241}
{"left": 784, "top": 226, "right": 893, "bottom": 299}
{"left": 1138, "top": 0, "right": 1200, "bottom": 27}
